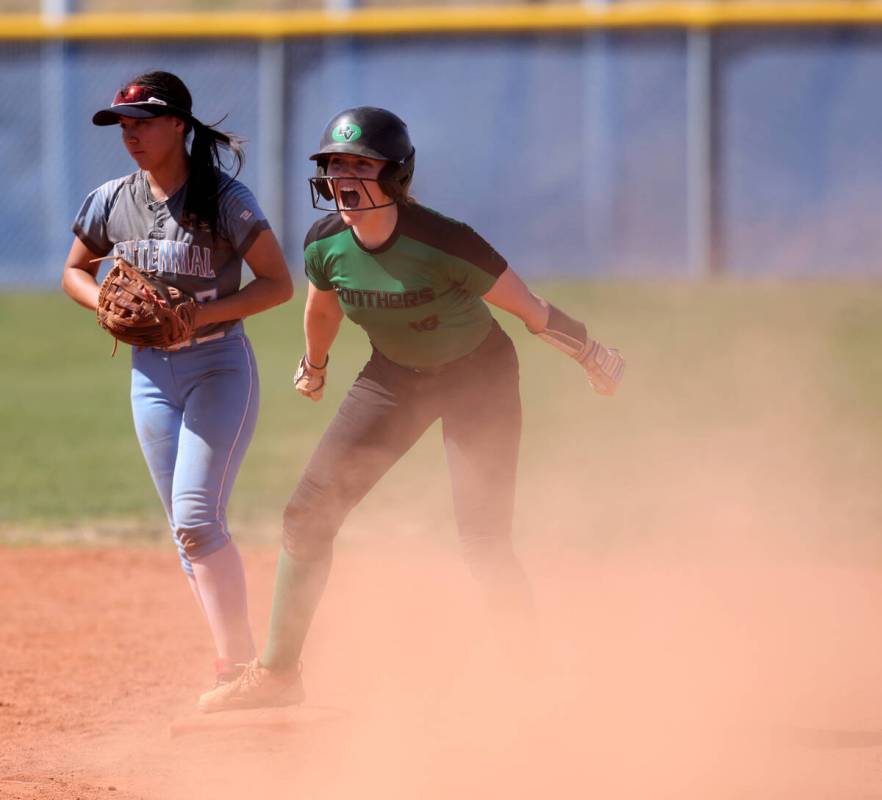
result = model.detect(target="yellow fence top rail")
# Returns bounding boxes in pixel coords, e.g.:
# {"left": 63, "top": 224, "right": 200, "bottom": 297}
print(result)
{"left": 5, "top": 3, "right": 882, "bottom": 40}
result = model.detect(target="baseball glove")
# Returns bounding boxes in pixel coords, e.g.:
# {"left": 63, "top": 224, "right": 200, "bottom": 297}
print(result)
{"left": 96, "top": 257, "right": 198, "bottom": 355}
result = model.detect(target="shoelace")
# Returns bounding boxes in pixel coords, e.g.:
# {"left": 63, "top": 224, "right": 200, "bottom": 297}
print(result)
{"left": 235, "top": 662, "right": 266, "bottom": 692}
{"left": 231, "top": 659, "right": 304, "bottom": 693}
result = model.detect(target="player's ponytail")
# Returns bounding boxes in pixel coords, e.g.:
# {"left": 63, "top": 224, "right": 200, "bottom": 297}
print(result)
{"left": 184, "top": 118, "right": 245, "bottom": 238}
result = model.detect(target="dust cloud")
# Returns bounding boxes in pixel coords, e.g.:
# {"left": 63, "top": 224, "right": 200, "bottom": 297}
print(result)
{"left": 10, "top": 307, "right": 882, "bottom": 799}
{"left": 92, "top": 524, "right": 882, "bottom": 800}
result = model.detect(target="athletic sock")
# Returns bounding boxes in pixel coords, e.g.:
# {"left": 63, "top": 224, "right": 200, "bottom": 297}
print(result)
{"left": 261, "top": 547, "right": 333, "bottom": 674}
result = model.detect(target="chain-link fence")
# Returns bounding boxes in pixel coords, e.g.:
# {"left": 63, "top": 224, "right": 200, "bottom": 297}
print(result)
{"left": 3, "top": 22, "right": 882, "bottom": 286}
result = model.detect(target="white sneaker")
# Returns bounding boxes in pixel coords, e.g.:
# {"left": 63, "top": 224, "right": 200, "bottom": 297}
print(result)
{"left": 197, "top": 658, "right": 305, "bottom": 714}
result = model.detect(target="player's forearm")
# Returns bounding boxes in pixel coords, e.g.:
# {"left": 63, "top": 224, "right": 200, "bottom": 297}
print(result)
{"left": 293, "top": 291, "right": 339, "bottom": 402}
{"left": 304, "top": 310, "right": 341, "bottom": 367}
{"left": 62, "top": 237, "right": 105, "bottom": 311}
{"left": 482, "top": 267, "right": 550, "bottom": 332}
{"left": 62, "top": 267, "right": 100, "bottom": 311}
{"left": 485, "top": 267, "right": 624, "bottom": 395}
{"left": 195, "top": 274, "right": 293, "bottom": 327}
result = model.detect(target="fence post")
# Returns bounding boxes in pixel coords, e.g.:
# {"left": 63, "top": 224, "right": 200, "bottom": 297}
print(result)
{"left": 258, "top": 39, "right": 287, "bottom": 251}
{"left": 583, "top": 0, "right": 615, "bottom": 275}
{"left": 42, "top": 0, "right": 75, "bottom": 275}
{"left": 687, "top": 27, "right": 716, "bottom": 277}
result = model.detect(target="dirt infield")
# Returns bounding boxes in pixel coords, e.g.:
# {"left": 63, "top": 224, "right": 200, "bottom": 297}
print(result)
{"left": 4, "top": 542, "right": 882, "bottom": 800}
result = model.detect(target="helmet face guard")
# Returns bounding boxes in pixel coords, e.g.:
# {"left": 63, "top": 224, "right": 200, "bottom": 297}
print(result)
{"left": 309, "top": 175, "right": 398, "bottom": 212}
{"left": 309, "top": 107, "right": 415, "bottom": 211}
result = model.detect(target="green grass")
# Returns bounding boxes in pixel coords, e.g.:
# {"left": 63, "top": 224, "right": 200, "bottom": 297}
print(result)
{"left": 4, "top": 281, "right": 882, "bottom": 563}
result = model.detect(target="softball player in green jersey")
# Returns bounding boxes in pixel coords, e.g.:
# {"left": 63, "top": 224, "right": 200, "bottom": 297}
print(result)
{"left": 199, "top": 107, "right": 624, "bottom": 712}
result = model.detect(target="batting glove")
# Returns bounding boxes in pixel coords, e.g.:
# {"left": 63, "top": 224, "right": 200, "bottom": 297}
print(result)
{"left": 532, "top": 304, "right": 625, "bottom": 396}
{"left": 293, "top": 354, "right": 328, "bottom": 402}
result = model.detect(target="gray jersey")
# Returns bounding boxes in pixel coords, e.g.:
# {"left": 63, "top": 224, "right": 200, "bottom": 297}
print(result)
{"left": 73, "top": 169, "right": 270, "bottom": 338}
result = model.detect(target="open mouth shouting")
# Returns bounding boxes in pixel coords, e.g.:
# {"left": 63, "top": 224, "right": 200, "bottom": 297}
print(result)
{"left": 338, "top": 187, "right": 362, "bottom": 209}
{"left": 309, "top": 174, "right": 396, "bottom": 212}
{"left": 332, "top": 178, "right": 382, "bottom": 212}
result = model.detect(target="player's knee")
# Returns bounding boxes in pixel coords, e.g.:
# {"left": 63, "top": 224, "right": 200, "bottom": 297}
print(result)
{"left": 280, "top": 473, "right": 345, "bottom": 562}
{"left": 281, "top": 502, "right": 335, "bottom": 563}
{"left": 172, "top": 536, "right": 196, "bottom": 576}
{"left": 174, "top": 523, "right": 230, "bottom": 562}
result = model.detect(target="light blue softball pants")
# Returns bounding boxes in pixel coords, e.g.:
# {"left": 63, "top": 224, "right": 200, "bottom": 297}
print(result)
{"left": 130, "top": 323, "right": 259, "bottom": 575}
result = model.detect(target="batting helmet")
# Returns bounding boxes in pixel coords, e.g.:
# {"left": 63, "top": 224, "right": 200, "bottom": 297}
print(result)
{"left": 309, "top": 107, "right": 416, "bottom": 205}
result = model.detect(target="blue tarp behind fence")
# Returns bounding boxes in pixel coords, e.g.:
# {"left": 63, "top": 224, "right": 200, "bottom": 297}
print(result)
{"left": 2, "top": 29, "right": 881, "bottom": 286}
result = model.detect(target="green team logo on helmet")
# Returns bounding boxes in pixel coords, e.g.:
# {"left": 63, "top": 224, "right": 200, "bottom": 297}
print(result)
{"left": 332, "top": 124, "right": 362, "bottom": 143}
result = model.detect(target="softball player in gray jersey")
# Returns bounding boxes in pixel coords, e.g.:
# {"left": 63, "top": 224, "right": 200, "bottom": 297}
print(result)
{"left": 62, "top": 71, "right": 293, "bottom": 690}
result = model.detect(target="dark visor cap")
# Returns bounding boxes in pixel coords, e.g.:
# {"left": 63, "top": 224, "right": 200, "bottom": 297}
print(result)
{"left": 92, "top": 84, "right": 192, "bottom": 126}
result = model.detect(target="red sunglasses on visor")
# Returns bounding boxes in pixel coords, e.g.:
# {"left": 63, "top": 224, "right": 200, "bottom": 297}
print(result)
{"left": 112, "top": 84, "right": 170, "bottom": 108}
{"left": 92, "top": 84, "right": 191, "bottom": 126}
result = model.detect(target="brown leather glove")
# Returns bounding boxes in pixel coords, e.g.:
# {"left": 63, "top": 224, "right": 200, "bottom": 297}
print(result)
{"left": 96, "top": 257, "right": 197, "bottom": 354}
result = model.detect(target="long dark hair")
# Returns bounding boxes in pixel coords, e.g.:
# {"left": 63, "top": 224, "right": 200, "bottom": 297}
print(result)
{"left": 126, "top": 71, "right": 245, "bottom": 236}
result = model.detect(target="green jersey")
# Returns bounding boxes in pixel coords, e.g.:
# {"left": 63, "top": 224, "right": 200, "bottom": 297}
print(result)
{"left": 304, "top": 203, "right": 508, "bottom": 368}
